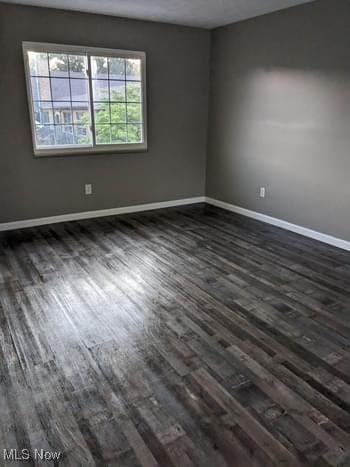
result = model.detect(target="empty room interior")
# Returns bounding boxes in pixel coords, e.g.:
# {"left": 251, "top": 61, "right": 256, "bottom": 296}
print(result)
{"left": 0, "top": 0, "right": 350, "bottom": 465}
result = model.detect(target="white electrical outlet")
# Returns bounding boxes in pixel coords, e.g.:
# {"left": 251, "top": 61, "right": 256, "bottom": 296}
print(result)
{"left": 85, "top": 184, "right": 92, "bottom": 195}
{"left": 259, "top": 187, "right": 266, "bottom": 198}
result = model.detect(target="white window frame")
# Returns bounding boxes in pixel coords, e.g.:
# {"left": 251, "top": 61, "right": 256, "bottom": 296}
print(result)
{"left": 23, "top": 42, "right": 148, "bottom": 157}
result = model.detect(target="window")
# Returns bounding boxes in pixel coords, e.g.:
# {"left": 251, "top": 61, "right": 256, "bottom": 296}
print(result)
{"left": 62, "top": 110, "right": 72, "bottom": 124}
{"left": 41, "top": 110, "right": 50, "bottom": 124}
{"left": 23, "top": 42, "right": 147, "bottom": 156}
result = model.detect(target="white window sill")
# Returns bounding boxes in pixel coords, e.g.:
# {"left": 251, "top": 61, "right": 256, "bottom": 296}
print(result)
{"left": 33, "top": 142, "right": 148, "bottom": 157}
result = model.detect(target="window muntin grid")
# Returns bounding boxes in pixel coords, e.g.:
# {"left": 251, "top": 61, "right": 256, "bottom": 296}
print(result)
{"left": 23, "top": 43, "right": 147, "bottom": 156}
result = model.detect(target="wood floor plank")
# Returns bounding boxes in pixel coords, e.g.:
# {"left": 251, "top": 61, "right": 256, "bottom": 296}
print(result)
{"left": 0, "top": 203, "right": 349, "bottom": 466}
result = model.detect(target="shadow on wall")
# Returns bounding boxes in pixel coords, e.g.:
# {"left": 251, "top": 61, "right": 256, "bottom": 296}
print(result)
{"left": 206, "top": 0, "right": 350, "bottom": 241}
{"left": 207, "top": 64, "right": 350, "bottom": 240}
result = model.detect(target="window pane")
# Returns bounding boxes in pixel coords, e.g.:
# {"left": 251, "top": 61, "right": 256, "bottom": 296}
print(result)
{"left": 52, "top": 102, "right": 71, "bottom": 124}
{"left": 35, "top": 124, "right": 55, "bottom": 146}
{"left": 127, "top": 103, "right": 142, "bottom": 123}
{"left": 91, "top": 56, "right": 108, "bottom": 78}
{"left": 95, "top": 125, "right": 111, "bottom": 144}
{"left": 73, "top": 103, "right": 90, "bottom": 124}
{"left": 62, "top": 110, "right": 73, "bottom": 124}
{"left": 126, "top": 82, "right": 141, "bottom": 102}
{"left": 69, "top": 55, "right": 88, "bottom": 78}
{"left": 31, "top": 77, "right": 51, "bottom": 101}
{"left": 28, "top": 52, "right": 49, "bottom": 76}
{"left": 71, "top": 79, "right": 89, "bottom": 101}
{"left": 74, "top": 125, "right": 92, "bottom": 145}
{"left": 94, "top": 102, "right": 110, "bottom": 124}
{"left": 92, "top": 80, "right": 109, "bottom": 101}
{"left": 127, "top": 124, "right": 142, "bottom": 143}
{"left": 51, "top": 78, "right": 71, "bottom": 101}
{"left": 33, "top": 101, "right": 53, "bottom": 124}
{"left": 111, "top": 124, "right": 127, "bottom": 143}
{"left": 55, "top": 125, "right": 75, "bottom": 145}
{"left": 110, "top": 81, "right": 125, "bottom": 102}
{"left": 49, "top": 54, "right": 68, "bottom": 77}
{"left": 126, "top": 59, "right": 141, "bottom": 80}
{"left": 110, "top": 103, "right": 126, "bottom": 123}
{"left": 109, "top": 58, "right": 125, "bottom": 80}
{"left": 42, "top": 110, "right": 52, "bottom": 123}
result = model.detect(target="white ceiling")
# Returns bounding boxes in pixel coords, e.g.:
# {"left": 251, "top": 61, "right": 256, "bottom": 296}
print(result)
{"left": 3, "top": 0, "right": 317, "bottom": 29}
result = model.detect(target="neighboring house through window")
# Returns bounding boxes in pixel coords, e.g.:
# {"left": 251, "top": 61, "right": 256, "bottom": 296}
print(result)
{"left": 41, "top": 110, "right": 50, "bottom": 123}
{"left": 62, "top": 110, "right": 72, "bottom": 124}
{"left": 23, "top": 42, "right": 147, "bottom": 156}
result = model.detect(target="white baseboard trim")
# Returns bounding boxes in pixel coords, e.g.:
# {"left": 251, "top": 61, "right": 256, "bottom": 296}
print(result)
{"left": 0, "top": 196, "right": 206, "bottom": 232}
{"left": 1, "top": 195, "right": 348, "bottom": 251}
{"left": 205, "top": 197, "right": 350, "bottom": 251}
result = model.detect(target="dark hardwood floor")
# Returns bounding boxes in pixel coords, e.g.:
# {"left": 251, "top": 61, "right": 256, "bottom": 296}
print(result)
{"left": 0, "top": 203, "right": 349, "bottom": 466}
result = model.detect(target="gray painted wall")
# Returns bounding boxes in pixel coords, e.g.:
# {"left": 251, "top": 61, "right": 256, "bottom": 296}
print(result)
{"left": 2, "top": 0, "right": 349, "bottom": 242}
{"left": 0, "top": 3, "right": 210, "bottom": 222}
{"left": 207, "top": 0, "right": 350, "bottom": 241}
